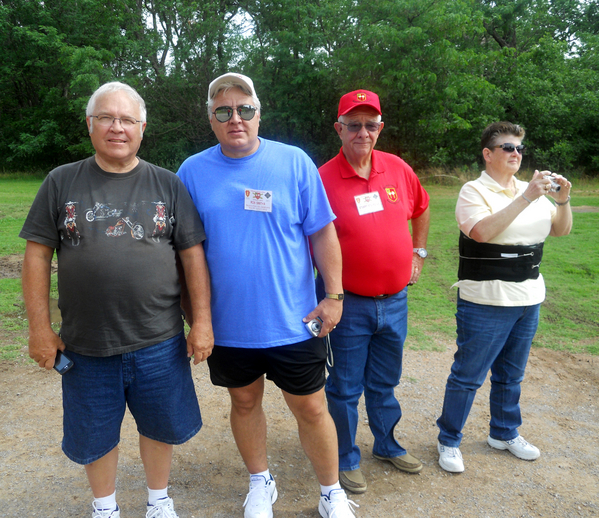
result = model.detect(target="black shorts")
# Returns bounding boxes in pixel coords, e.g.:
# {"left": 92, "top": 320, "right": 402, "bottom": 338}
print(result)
{"left": 207, "top": 338, "right": 327, "bottom": 396}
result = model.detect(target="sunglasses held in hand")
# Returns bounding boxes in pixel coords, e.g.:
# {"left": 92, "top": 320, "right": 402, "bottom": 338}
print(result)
{"left": 213, "top": 105, "right": 257, "bottom": 123}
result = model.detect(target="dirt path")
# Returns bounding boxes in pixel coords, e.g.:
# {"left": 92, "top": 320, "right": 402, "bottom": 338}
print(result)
{"left": 1, "top": 344, "right": 598, "bottom": 518}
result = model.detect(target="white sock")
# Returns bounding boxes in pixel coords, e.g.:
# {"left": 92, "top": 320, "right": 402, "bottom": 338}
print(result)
{"left": 147, "top": 487, "right": 169, "bottom": 506}
{"left": 320, "top": 482, "right": 342, "bottom": 496}
{"left": 93, "top": 491, "right": 117, "bottom": 511}
{"left": 249, "top": 469, "right": 270, "bottom": 486}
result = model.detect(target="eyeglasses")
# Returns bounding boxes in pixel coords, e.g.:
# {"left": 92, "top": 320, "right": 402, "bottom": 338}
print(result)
{"left": 339, "top": 121, "right": 382, "bottom": 133}
{"left": 90, "top": 115, "right": 144, "bottom": 127}
{"left": 492, "top": 143, "right": 525, "bottom": 154}
{"left": 213, "top": 105, "right": 257, "bottom": 123}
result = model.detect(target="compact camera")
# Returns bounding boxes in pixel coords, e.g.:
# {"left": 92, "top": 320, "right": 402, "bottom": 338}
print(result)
{"left": 543, "top": 175, "right": 561, "bottom": 192}
{"left": 305, "top": 317, "right": 323, "bottom": 337}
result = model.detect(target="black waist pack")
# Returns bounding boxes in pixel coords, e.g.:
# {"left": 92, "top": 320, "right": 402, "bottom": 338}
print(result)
{"left": 458, "top": 232, "right": 544, "bottom": 282}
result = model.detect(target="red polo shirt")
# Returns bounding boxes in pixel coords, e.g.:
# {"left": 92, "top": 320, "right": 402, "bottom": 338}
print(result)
{"left": 319, "top": 149, "right": 429, "bottom": 296}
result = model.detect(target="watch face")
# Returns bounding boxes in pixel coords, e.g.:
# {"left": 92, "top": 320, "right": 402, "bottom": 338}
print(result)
{"left": 415, "top": 248, "right": 428, "bottom": 258}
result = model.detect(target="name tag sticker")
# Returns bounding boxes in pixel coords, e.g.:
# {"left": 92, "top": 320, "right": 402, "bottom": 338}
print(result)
{"left": 244, "top": 189, "right": 273, "bottom": 212}
{"left": 355, "top": 191, "right": 384, "bottom": 215}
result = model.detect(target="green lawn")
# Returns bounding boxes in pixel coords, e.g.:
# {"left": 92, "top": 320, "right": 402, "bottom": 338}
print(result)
{"left": 407, "top": 181, "right": 599, "bottom": 354}
{"left": 1, "top": 175, "right": 598, "bottom": 360}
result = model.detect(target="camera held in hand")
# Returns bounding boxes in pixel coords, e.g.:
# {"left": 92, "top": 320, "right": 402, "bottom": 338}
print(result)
{"left": 543, "top": 175, "right": 561, "bottom": 192}
{"left": 305, "top": 317, "right": 323, "bottom": 337}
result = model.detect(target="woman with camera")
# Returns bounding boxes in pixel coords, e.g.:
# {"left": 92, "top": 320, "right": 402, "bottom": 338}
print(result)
{"left": 436, "top": 121, "right": 572, "bottom": 473}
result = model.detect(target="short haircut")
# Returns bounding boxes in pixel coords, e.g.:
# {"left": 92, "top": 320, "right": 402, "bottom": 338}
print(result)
{"left": 86, "top": 82, "right": 146, "bottom": 136}
{"left": 207, "top": 82, "right": 261, "bottom": 117}
{"left": 481, "top": 121, "right": 525, "bottom": 151}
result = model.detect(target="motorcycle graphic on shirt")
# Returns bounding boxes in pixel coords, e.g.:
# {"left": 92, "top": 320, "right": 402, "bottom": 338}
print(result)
{"left": 105, "top": 217, "right": 145, "bottom": 240}
{"left": 63, "top": 201, "right": 81, "bottom": 246}
{"left": 85, "top": 202, "right": 123, "bottom": 222}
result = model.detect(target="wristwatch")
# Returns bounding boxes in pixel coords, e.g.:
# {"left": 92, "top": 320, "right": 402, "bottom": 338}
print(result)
{"left": 325, "top": 293, "right": 345, "bottom": 300}
{"left": 413, "top": 248, "right": 428, "bottom": 259}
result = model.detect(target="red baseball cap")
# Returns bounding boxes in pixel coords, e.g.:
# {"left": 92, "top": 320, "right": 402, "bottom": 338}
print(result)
{"left": 338, "top": 90, "right": 382, "bottom": 118}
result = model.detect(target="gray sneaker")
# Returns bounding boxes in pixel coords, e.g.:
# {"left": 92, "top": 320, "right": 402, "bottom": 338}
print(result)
{"left": 339, "top": 468, "right": 367, "bottom": 494}
{"left": 487, "top": 435, "right": 540, "bottom": 460}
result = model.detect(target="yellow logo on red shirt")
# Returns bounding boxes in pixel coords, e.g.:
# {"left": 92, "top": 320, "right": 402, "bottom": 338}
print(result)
{"left": 385, "top": 186, "right": 398, "bottom": 203}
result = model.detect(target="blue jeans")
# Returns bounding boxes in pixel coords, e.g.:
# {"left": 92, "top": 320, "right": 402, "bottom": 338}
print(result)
{"left": 62, "top": 331, "right": 202, "bottom": 464}
{"left": 437, "top": 296, "right": 540, "bottom": 447}
{"left": 319, "top": 282, "right": 408, "bottom": 471}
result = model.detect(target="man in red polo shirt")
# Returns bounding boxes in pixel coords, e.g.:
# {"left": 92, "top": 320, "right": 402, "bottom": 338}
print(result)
{"left": 317, "top": 89, "right": 430, "bottom": 494}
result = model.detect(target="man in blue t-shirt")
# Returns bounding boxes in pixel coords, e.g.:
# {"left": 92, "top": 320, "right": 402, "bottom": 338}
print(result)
{"left": 178, "top": 73, "right": 358, "bottom": 518}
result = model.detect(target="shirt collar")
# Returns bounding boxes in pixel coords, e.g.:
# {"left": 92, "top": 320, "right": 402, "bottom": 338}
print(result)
{"left": 337, "top": 147, "right": 384, "bottom": 179}
{"left": 479, "top": 170, "right": 516, "bottom": 195}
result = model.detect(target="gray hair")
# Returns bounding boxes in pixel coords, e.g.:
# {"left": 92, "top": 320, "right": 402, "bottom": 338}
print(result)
{"left": 207, "top": 82, "right": 261, "bottom": 117}
{"left": 87, "top": 82, "right": 146, "bottom": 136}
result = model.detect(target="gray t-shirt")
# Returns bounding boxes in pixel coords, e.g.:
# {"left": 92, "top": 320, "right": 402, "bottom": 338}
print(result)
{"left": 20, "top": 157, "right": 206, "bottom": 357}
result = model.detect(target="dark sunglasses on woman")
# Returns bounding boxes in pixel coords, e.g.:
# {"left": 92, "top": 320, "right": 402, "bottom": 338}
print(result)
{"left": 492, "top": 143, "right": 525, "bottom": 154}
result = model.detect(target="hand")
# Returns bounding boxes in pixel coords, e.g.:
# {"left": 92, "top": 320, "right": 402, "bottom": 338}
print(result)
{"left": 541, "top": 171, "right": 572, "bottom": 204}
{"left": 186, "top": 320, "right": 214, "bottom": 364}
{"left": 522, "top": 170, "right": 553, "bottom": 201}
{"left": 28, "top": 328, "right": 65, "bottom": 370}
{"left": 408, "top": 255, "right": 425, "bottom": 285}
{"left": 303, "top": 298, "right": 343, "bottom": 337}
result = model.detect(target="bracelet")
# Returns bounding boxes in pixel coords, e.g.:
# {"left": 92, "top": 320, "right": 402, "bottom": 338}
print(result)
{"left": 555, "top": 195, "right": 571, "bottom": 206}
{"left": 521, "top": 193, "right": 533, "bottom": 204}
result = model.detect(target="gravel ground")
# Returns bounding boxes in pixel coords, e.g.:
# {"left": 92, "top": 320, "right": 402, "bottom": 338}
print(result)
{"left": 1, "top": 344, "right": 598, "bottom": 518}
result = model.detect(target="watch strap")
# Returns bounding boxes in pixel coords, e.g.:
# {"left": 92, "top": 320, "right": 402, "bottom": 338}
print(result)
{"left": 325, "top": 293, "right": 345, "bottom": 300}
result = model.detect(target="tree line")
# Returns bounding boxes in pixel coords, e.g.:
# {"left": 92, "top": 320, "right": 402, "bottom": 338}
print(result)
{"left": 2, "top": 0, "right": 598, "bottom": 175}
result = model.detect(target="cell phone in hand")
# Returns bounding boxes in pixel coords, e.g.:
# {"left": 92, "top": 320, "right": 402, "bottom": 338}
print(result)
{"left": 53, "top": 350, "right": 74, "bottom": 375}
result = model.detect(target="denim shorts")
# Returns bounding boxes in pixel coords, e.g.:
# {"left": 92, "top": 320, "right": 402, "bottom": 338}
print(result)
{"left": 207, "top": 338, "right": 327, "bottom": 396}
{"left": 61, "top": 331, "right": 202, "bottom": 465}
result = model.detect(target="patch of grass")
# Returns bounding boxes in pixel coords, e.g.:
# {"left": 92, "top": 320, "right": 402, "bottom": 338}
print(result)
{"left": 406, "top": 181, "right": 599, "bottom": 355}
{"left": 0, "top": 278, "right": 29, "bottom": 360}
{"left": 1, "top": 176, "right": 598, "bottom": 359}
{"left": 0, "top": 176, "right": 45, "bottom": 256}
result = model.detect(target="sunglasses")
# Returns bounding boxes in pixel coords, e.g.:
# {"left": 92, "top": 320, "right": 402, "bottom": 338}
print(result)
{"left": 213, "top": 105, "right": 257, "bottom": 123}
{"left": 492, "top": 143, "right": 525, "bottom": 154}
{"left": 339, "top": 121, "right": 382, "bottom": 133}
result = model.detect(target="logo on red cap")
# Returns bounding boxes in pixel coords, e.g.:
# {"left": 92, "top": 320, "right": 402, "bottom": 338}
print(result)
{"left": 357, "top": 93, "right": 366, "bottom": 102}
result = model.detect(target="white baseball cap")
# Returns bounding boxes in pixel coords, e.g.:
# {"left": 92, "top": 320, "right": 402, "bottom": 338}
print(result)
{"left": 208, "top": 72, "right": 257, "bottom": 101}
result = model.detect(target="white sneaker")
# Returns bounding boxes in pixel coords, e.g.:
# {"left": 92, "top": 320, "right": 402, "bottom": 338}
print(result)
{"left": 92, "top": 502, "right": 120, "bottom": 518}
{"left": 437, "top": 442, "right": 465, "bottom": 473}
{"left": 487, "top": 435, "right": 540, "bottom": 460}
{"left": 318, "top": 488, "right": 359, "bottom": 518}
{"left": 146, "top": 497, "right": 179, "bottom": 518}
{"left": 243, "top": 474, "right": 278, "bottom": 518}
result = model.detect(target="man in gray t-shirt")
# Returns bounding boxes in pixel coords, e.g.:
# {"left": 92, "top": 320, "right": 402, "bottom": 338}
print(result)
{"left": 20, "top": 82, "right": 213, "bottom": 518}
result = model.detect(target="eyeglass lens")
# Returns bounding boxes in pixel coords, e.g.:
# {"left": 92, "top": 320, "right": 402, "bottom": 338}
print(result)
{"left": 214, "top": 105, "right": 257, "bottom": 123}
{"left": 94, "top": 115, "right": 140, "bottom": 127}
{"left": 342, "top": 122, "right": 381, "bottom": 133}
{"left": 498, "top": 144, "right": 525, "bottom": 154}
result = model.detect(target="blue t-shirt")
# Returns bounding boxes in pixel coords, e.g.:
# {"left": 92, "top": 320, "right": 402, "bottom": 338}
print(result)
{"left": 178, "top": 138, "right": 335, "bottom": 348}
